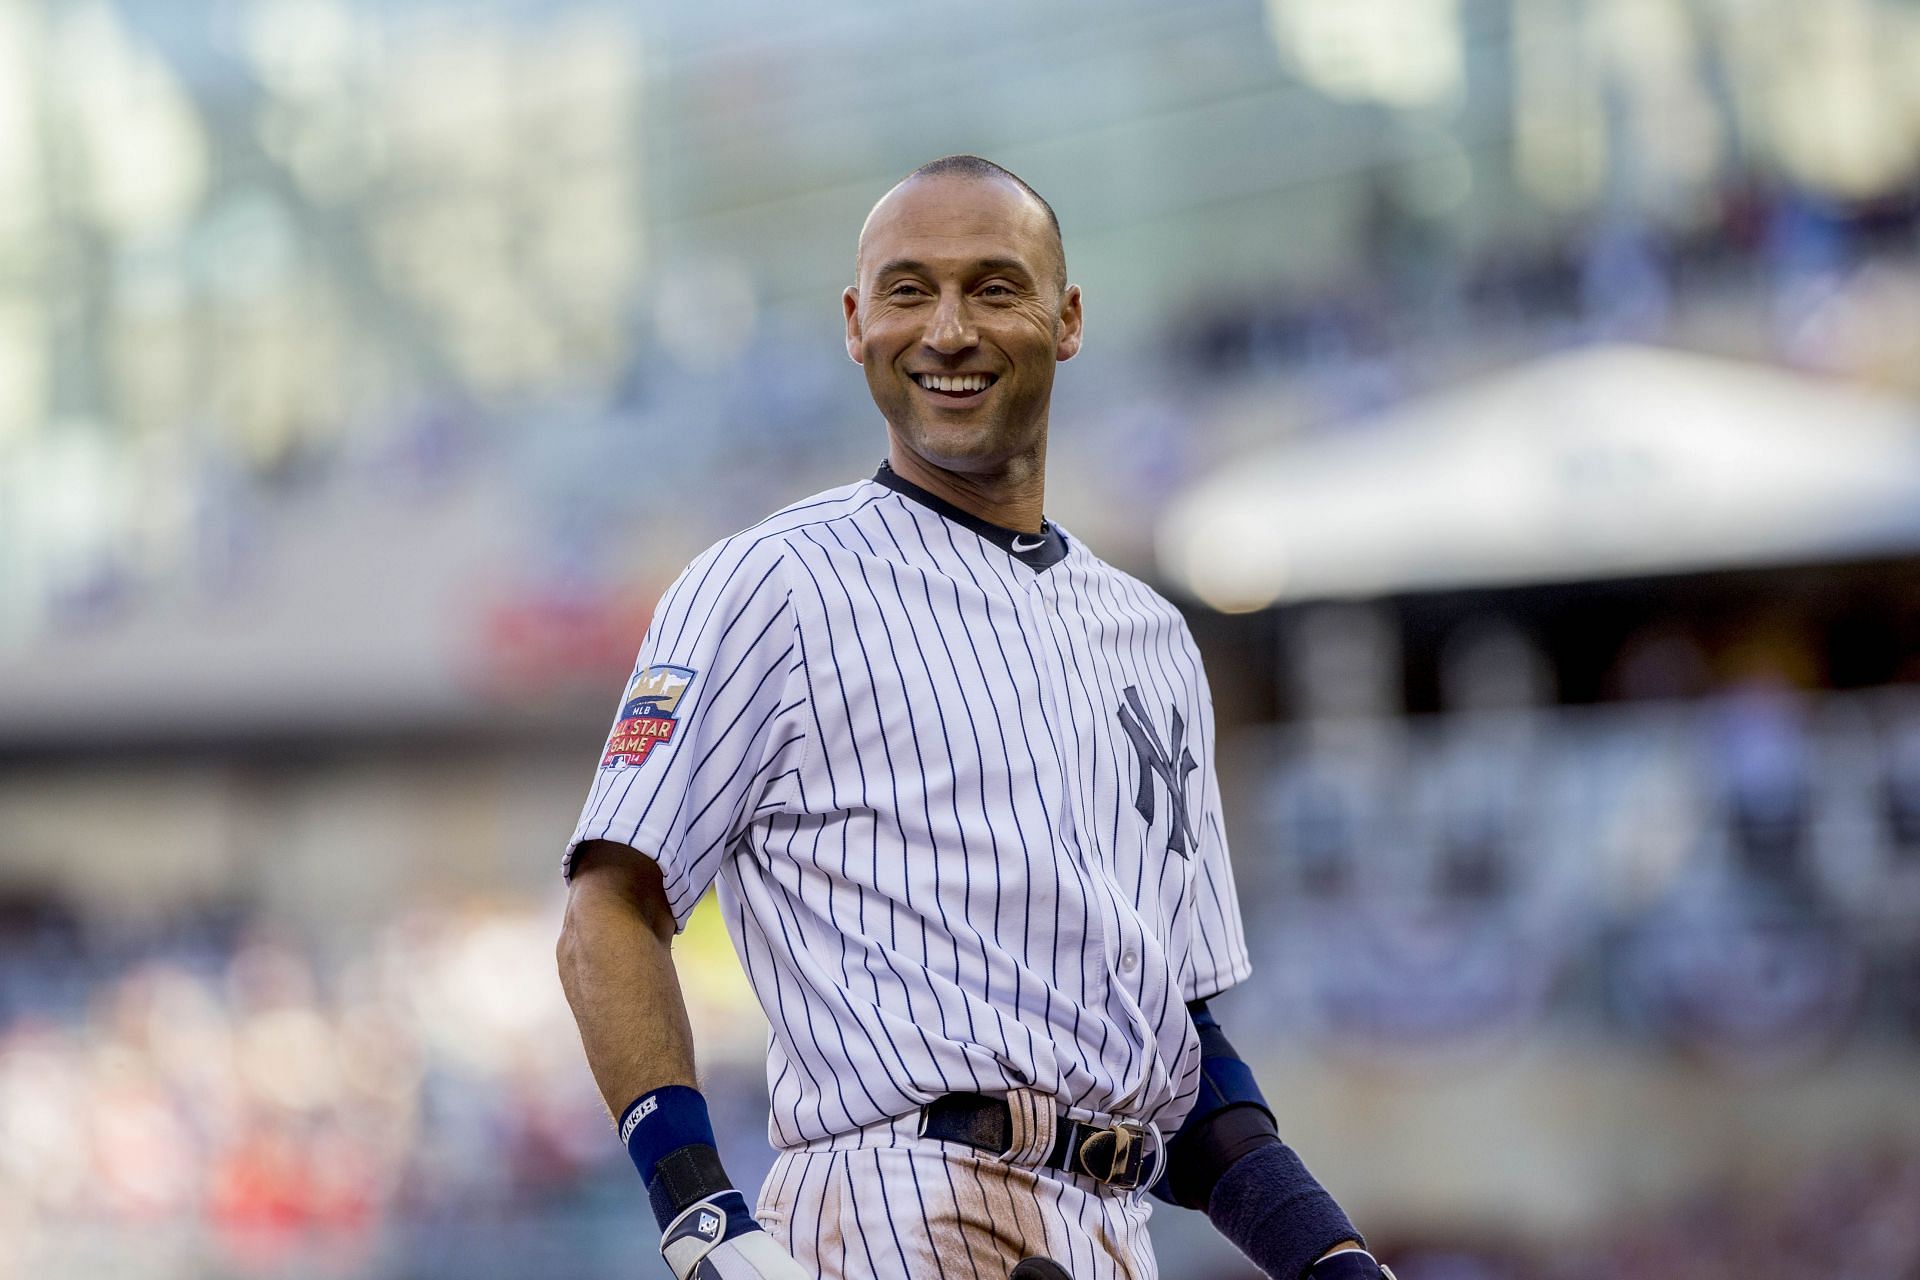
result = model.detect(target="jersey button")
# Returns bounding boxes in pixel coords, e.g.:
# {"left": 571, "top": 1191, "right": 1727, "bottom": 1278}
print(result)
{"left": 1119, "top": 950, "right": 1139, "bottom": 974}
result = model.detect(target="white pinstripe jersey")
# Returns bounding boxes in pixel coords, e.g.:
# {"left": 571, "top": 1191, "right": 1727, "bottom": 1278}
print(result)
{"left": 566, "top": 466, "right": 1251, "bottom": 1148}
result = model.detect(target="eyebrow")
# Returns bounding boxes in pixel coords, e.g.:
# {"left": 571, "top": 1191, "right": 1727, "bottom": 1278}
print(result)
{"left": 872, "top": 256, "right": 1035, "bottom": 282}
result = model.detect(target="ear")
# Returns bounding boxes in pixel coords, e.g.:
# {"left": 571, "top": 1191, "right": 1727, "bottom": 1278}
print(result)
{"left": 843, "top": 286, "right": 863, "bottom": 364}
{"left": 1055, "top": 284, "right": 1083, "bottom": 362}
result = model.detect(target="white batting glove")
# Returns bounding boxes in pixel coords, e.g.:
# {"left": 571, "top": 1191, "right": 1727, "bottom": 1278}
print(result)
{"left": 659, "top": 1191, "right": 809, "bottom": 1280}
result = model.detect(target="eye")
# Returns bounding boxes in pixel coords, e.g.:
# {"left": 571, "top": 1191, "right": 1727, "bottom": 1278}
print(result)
{"left": 979, "top": 282, "right": 1016, "bottom": 298}
{"left": 887, "top": 282, "right": 926, "bottom": 299}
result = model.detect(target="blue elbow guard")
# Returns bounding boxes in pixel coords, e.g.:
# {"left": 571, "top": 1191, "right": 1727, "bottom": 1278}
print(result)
{"left": 1152, "top": 1000, "right": 1283, "bottom": 1210}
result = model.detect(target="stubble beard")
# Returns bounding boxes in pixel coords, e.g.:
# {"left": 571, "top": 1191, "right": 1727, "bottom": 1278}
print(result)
{"left": 876, "top": 373, "right": 1051, "bottom": 481}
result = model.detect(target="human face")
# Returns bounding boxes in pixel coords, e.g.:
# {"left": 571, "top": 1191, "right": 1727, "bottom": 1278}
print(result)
{"left": 844, "top": 175, "right": 1082, "bottom": 478}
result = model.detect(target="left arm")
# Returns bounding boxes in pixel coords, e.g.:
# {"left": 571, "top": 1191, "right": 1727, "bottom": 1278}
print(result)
{"left": 1152, "top": 1000, "right": 1388, "bottom": 1280}
{"left": 1167, "top": 644, "right": 1386, "bottom": 1276}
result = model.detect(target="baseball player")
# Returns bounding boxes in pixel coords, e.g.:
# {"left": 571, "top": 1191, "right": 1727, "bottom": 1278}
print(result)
{"left": 557, "top": 155, "right": 1392, "bottom": 1280}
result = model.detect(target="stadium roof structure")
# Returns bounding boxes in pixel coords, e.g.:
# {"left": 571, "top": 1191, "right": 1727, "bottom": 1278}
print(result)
{"left": 1156, "top": 344, "right": 1920, "bottom": 610}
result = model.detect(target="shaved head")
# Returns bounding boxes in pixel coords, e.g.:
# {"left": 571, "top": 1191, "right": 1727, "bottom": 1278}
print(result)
{"left": 842, "top": 153, "right": 1083, "bottom": 503}
{"left": 856, "top": 155, "right": 1066, "bottom": 292}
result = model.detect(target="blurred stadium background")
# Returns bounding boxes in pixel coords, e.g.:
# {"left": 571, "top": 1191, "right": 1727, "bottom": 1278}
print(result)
{"left": 4, "top": 0, "right": 1920, "bottom": 1276}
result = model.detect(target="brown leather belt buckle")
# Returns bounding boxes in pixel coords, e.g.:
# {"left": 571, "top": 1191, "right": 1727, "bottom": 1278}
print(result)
{"left": 1075, "top": 1120, "right": 1148, "bottom": 1190}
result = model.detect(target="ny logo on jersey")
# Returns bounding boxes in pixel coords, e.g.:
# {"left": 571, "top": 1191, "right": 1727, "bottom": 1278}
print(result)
{"left": 1116, "top": 685, "right": 1199, "bottom": 858}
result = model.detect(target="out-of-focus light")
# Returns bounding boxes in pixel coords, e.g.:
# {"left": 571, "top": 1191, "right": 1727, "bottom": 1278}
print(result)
{"left": 1266, "top": 0, "right": 1464, "bottom": 107}
{"left": 380, "top": 28, "right": 516, "bottom": 184}
{"left": 335, "top": 1006, "right": 422, "bottom": 1106}
{"left": 199, "top": 190, "right": 299, "bottom": 303}
{"left": 123, "top": 436, "right": 195, "bottom": 586}
{"left": 1515, "top": 0, "right": 1729, "bottom": 218}
{"left": 1754, "top": 0, "right": 1918, "bottom": 197}
{"left": 534, "top": 166, "right": 641, "bottom": 283}
{"left": 1396, "top": 131, "right": 1474, "bottom": 218}
{"left": 1788, "top": 264, "right": 1920, "bottom": 389}
{"left": 18, "top": 424, "right": 125, "bottom": 597}
{"left": 359, "top": 16, "right": 644, "bottom": 397}
{"left": 55, "top": 1, "right": 209, "bottom": 240}
{"left": 1512, "top": 0, "right": 1606, "bottom": 208}
{"left": 1600, "top": 0, "right": 1723, "bottom": 220}
{"left": 0, "top": 1034, "right": 91, "bottom": 1207}
{"left": 1166, "top": 502, "right": 1286, "bottom": 615}
{"left": 107, "top": 249, "right": 195, "bottom": 438}
{"left": 258, "top": 100, "right": 384, "bottom": 205}
{"left": 240, "top": 0, "right": 359, "bottom": 100}
{"left": 0, "top": 301, "right": 49, "bottom": 444}
{"left": 237, "top": 1006, "right": 342, "bottom": 1112}
{"left": 0, "top": 0, "right": 48, "bottom": 242}
{"left": 655, "top": 256, "right": 759, "bottom": 375}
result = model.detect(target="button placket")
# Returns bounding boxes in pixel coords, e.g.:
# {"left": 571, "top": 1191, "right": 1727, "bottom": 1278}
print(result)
{"left": 1032, "top": 569, "right": 1163, "bottom": 1106}
{"left": 1017, "top": 579, "right": 1114, "bottom": 994}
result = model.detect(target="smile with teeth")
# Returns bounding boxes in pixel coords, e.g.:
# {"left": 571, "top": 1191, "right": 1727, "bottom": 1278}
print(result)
{"left": 913, "top": 372, "right": 997, "bottom": 395}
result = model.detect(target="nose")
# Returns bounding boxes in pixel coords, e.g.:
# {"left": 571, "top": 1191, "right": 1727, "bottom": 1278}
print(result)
{"left": 924, "top": 288, "right": 978, "bottom": 355}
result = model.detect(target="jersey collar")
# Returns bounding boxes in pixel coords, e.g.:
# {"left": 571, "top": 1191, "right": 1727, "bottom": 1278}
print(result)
{"left": 872, "top": 462, "right": 1068, "bottom": 572}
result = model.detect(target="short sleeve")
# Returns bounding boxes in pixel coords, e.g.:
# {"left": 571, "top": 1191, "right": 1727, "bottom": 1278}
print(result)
{"left": 1181, "top": 656, "right": 1254, "bottom": 1002}
{"left": 564, "top": 535, "right": 808, "bottom": 929}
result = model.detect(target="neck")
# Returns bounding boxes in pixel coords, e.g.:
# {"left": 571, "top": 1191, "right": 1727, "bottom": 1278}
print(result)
{"left": 885, "top": 438, "right": 1047, "bottom": 534}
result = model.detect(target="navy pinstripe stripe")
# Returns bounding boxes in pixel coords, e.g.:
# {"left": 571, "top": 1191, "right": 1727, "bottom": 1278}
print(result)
{"left": 872, "top": 503, "right": 1021, "bottom": 1052}
{"left": 1072, "top": 562, "right": 1200, "bottom": 1101}
{"left": 818, "top": 1153, "right": 840, "bottom": 1277}
{"left": 758, "top": 817, "right": 912, "bottom": 1120}
{"left": 925, "top": 510, "right": 1077, "bottom": 1060}
{"left": 837, "top": 513, "right": 1021, "bottom": 1068}
{"left": 751, "top": 827, "right": 855, "bottom": 1136}
{"left": 1038, "top": 569, "right": 1148, "bottom": 1103}
{"left": 788, "top": 525, "right": 954, "bottom": 1094}
{"left": 1006, "top": 552, "right": 1136, "bottom": 1113}
{"left": 970, "top": 536, "right": 1110, "bottom": 1098}
{"left": 867, "top": 1150, "right": 917, "bottom": 1275}
{"left": 812, "top": 520, "right": 982, "bottom": 1077}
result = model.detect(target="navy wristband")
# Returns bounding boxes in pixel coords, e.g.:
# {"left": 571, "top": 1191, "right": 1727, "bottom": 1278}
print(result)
{"left": 619, "top": 1085, "right": 717, "bottom": 1184}
{"left": 619, "top": 1085, "right": 740, "bottom": 1230}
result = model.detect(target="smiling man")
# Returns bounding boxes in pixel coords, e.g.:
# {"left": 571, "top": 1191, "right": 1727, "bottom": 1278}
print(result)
{"left": 557, "top": 156, "right": 1391, "bottom": 1280}
{"left": 846, "top": 157, "right": 1075, "bottom": 532}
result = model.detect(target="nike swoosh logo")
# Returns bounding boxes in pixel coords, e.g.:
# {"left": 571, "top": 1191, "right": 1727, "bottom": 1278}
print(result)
{"left": 1011, "top": 536, "right": 1046, "bottom": 553}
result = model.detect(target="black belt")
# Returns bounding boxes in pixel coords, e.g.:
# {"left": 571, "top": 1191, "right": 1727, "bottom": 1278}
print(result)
{"left": 919, "top": 1093, "right": 1154, "bottom": 1191}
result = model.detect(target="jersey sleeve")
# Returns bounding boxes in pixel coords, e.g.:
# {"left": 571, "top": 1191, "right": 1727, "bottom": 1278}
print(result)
{"left": 1181, "top": 654, "right": 1254, "bottom": 1002}
{"left": 564, "top": 534, "right": 808, "bottom": 929}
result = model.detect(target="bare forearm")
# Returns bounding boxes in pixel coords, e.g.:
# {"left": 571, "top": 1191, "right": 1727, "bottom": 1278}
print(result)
{"left": 557, "top": 850, "right": 698, "bottom": 1117}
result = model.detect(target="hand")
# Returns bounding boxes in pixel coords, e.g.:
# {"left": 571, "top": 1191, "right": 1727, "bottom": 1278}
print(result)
{"left": 659, "top": 1191, "right": 810, "bottom": 1279}
{"left": 1307, "top": 1247, "right": 1395, "bottom": 1280}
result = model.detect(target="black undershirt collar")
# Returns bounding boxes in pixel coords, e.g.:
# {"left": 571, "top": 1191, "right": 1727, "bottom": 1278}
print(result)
{"left": 872, "top": 462, "right": 1068, "bottom": 572}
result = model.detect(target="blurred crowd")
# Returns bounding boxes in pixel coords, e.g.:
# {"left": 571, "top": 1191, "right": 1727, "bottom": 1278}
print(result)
{"left": 6, "top": 670, "right": 1920, "bottom": 1278}
{"left": 0, "top": 903, "right": 620, "bottom": 1278}
{"left": 1247, "top": 668, "right": 1920, "bottom": 1061}
{"left": 1372, "top": 1144, "right": 1920, "bottom": 1280}
{"left": 1, "top": 885, "right": 1916, "bottom": 1280}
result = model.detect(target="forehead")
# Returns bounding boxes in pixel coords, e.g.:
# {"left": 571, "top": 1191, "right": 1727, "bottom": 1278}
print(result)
{"left": 857, "top": 175, "right": 1056, "bottom": 278}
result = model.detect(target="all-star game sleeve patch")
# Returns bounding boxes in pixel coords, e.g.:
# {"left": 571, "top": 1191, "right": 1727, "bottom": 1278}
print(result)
{"left": 601, "top": 664, "right": 698, "bottom": 767}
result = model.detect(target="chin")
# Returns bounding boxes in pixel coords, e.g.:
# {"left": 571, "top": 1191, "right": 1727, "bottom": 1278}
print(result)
{"left": 900, "top": 418, "right": 1031, "bottom": 473}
